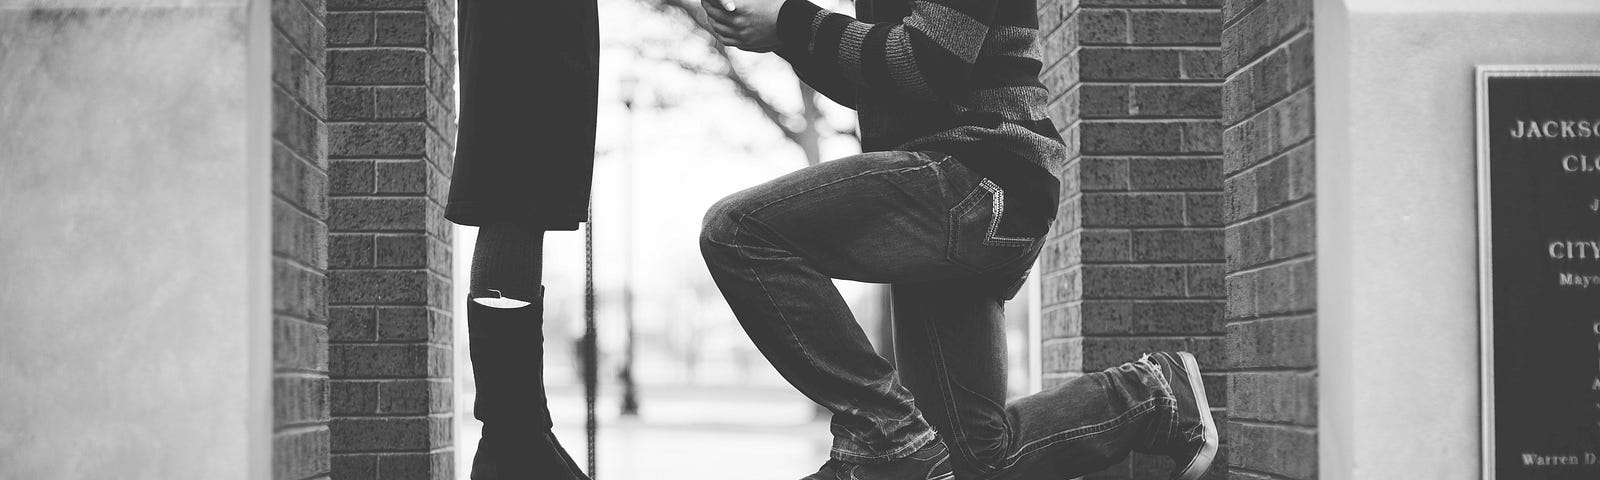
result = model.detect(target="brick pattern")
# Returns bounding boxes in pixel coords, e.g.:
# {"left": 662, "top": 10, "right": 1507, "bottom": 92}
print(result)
{"left": 272, "top": 0, "right": 333, "bottom": 478}
{"left": 326, "top": 0, "right": 458, "bottom": 478}
{"left": 1039, "top": 1, "right": 1231, "bottom": 478}
{"left": 1037, "top": 0, "right": 1084, "bottom": 390}
{"left": 1220, "top": 1, "right": 1316, "bottom": 479}
{"left": 1073, "top": 0, "right": 1225, "bottom": 356}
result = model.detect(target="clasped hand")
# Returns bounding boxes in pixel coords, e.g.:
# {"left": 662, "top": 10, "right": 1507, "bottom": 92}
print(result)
{"left": 700, "top": 0, "right": 784, "bottom": 53}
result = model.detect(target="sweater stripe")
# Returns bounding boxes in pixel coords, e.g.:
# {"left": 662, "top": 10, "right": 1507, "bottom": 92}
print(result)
{"left": 919, "top": 0, "right": 1002, "bottom": 30}
{"left": 815, "top": 13, "right": 852, "bottom": 68}
{"left": 860, "top": 24, "right": 896, "bottom": 91}
{"left": 966, "top": 86, "right": 1051, "bottom": 120}
{"left": 904, "top": 1, "right": 986, "bottom": 62}
{"left": 981, "top": 25, "right": 1040, "bottom": 59}
{"left": 837, "top": 19, "right": 872, "bottom": 83}
{"left": 970, "top": 56, "right": 1046, "bottom": 90}
{"left": 775, "top": 0, "right": 1068, "bottom": 224}
{"left": 887, "top": 33, "right": 937, "bottom": 99}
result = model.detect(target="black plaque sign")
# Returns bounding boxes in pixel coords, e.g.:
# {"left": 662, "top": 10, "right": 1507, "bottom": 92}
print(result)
{"left": 1480, "top": 66, "right": 1600, "bottom": 479}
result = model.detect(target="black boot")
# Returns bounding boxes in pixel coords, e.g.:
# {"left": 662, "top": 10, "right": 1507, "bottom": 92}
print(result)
{"left": 467, "top": 295, "right": 591, "bottom": 480}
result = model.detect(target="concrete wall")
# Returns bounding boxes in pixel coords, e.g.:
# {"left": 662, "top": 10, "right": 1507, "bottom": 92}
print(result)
{"left": 0, "top": 1, "right": 272, "bottom": 478}
{"left": 1316, "top": 1, "right": 1600, "bottom": 478}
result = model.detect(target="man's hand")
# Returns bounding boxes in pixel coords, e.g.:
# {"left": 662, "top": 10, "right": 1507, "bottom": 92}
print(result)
{"left": 701, "top": 0, "right": 785, "bottom": 53}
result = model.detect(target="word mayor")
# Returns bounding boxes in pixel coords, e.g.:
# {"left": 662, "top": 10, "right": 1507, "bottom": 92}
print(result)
{"left": 1552, "top": 241, "right": 1600, "bottom": 288}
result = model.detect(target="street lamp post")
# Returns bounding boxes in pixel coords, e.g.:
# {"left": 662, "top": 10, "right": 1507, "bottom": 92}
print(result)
{"left": 618, "top": 74, "right": 641, "bottom": 417}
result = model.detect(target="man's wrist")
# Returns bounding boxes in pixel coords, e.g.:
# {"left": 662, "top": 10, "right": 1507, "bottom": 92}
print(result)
{"left": 776, "top": 0, "right": 823, "bottom": 55}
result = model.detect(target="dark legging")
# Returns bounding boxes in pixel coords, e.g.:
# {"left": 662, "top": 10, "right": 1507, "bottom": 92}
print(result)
{"left": 470, "top": 221, "right": 543, "bottom": 304}
{"left": 467, "top": 222, "right": 589, "bottom": 480}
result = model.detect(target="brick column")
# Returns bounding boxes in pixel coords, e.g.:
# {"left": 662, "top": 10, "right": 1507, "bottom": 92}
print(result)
{"left": 1074, "top": 0, "right": 1226, "bottom": 367}
{"left": 325, "top": 0, "right": 457, "bottom": 478}
{"left": 1041, "top": 1, "right": 1229, "bottom": 478}
{"left": 1037, "top": 0, "right": 1083, "bottom": 390}
{"left": 272, "top": 0, "right": 332, "bottom": 478}
{"left": 1079, "top": 1, "right": 1227, "bottom": 478}
{"left": 1219, "top": 1, "right": 1316, "bottom": 479}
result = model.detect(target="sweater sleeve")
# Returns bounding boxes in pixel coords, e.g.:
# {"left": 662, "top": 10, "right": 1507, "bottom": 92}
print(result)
{"left": 774, "top": 0, "right": 999, "bottom": 104}
{"left": 774, "top": 38, "right": 859, "bottom": 109}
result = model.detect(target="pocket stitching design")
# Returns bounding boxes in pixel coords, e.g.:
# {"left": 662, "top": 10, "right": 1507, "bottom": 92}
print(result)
{"left": 946, "top": 183, "right": 990, "bottom": 265}
{"left": 947, "top": 180, "right": 1036, "bottom": 274}
{"left": 978, "top": 179, "right": 1037, "bottom": 247}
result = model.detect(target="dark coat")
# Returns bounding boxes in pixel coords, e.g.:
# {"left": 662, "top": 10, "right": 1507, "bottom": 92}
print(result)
{"left": 447, "top": 0, "right": 599, "bottom": 230}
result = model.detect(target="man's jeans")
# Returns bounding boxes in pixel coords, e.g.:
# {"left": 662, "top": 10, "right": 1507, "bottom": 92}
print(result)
{"left": 700, "top": 151, "right": 1181, "bottom": 479}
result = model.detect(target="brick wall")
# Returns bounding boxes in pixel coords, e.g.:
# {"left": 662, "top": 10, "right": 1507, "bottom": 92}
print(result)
{"left": 1219, "top": 1, "right": 1315, "bottom": 479}
{"left": 1037, "top": 0, "right": 1083, "bottom": 390}
{"left": 325, "top": 0, "right": 458, "bottom": 478}
{"left": 1076, "top": 1, "right": 1226, "bottom": 478}
{"left": 1040, "top": 1, "right": 1234, "bottom": 478}
{"left": 272, "top": 0, "right": 332, "bottom": 478}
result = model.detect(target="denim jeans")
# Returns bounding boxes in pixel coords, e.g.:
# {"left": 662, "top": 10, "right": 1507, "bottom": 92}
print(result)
{"left": 699, "top": 151, "right": 1180, "bottom": 478}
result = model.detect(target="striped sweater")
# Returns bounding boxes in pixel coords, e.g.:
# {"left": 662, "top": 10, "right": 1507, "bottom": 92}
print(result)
{"left": 775, "top": 0, "right": 1067, "bottom": 227}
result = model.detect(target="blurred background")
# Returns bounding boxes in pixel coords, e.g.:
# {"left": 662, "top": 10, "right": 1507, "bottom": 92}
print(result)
{"left": 450, "top": 0, "right": 1041, "bottom": 477}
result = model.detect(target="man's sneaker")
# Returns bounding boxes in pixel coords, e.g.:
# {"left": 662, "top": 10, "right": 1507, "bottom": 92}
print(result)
{"left": 801, "top": 441, "right": 954, "bottom": 480}
{"left": 1141, "top": 351, "right": 1219, "bottom": 480}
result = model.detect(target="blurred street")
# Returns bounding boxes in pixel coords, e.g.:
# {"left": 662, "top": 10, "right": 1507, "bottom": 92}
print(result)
{"left": 460, "top": 384, "right": 833, "bottom": 479}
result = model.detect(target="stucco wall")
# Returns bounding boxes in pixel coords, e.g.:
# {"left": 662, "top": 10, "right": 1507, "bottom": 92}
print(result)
{"left": 0, "top": 2, "right": 271, "bottom": 478}
{"left": 1317, "top": 1, "right": 1600, "bottom": 478}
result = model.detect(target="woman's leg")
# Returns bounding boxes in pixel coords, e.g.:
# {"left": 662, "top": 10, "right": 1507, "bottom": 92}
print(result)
{"left": 470, "top": 221, "right": 542, "bottom": 305}
{"left": 466, "top": 223, "right": 588, "bottom": 480}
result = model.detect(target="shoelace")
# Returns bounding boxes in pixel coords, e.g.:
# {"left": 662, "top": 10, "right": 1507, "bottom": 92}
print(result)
{"left": 1138, "top": 352, "right": 1178, "bottom": 397}
{"left": 1137, "top": 353, "right": 1163, "bottom": 377}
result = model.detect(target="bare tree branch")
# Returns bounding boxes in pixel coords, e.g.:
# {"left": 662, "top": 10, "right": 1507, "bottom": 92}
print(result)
{"left": 664, "top": 58, "right": 722, "bottom": 77}
{"left": 651, "top": 0, "right": 808, "bottom": 147}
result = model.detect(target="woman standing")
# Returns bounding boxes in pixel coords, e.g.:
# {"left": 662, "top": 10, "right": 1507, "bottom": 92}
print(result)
{"left": 449, "top": 1, "right": 599, "bottom": 478}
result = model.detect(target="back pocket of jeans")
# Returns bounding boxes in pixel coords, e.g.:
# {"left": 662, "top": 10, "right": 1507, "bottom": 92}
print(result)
{"left": 947, "top": 179, "right": 1037, "bottom": 273}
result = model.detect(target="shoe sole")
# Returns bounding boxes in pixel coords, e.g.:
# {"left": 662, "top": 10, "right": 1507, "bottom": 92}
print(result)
{"left": 848, "top": 470, "right": 954, "bottom": 480}
{"left": 1171, "top": 352, "right": 1218, "bottom": 480}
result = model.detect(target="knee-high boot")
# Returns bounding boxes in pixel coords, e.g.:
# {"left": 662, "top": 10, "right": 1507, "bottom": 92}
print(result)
{"left": 467, "top": 295, "right": 590, "bottom": 480}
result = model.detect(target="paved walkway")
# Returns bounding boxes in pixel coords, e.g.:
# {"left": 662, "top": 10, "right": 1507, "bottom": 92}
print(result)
{"left": 459, "top": 384, "right": 833, "bottom": 479}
